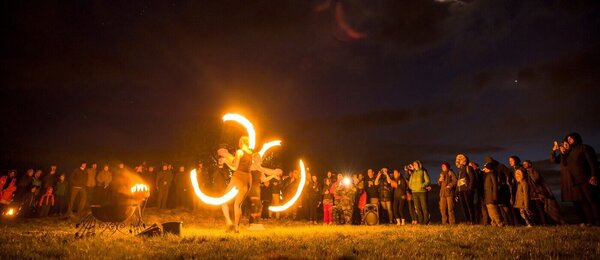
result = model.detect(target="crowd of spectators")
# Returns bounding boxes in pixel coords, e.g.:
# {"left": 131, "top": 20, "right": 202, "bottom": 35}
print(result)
{"left": 0, "top": 161, "right": 208, "bottom": 219}
{"left": 0, "top": 132, "right": 597, "bottom": 227}
{"left": 255, "top": 132, "right": 599, "bottom": 227}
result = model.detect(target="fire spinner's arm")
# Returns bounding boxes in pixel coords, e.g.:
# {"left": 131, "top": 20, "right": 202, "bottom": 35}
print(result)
{"left": 250, "top": 153, "right": 282, "bottom": 177}
{"left": 220, "top": 149, "right": 242, "bottom": 171}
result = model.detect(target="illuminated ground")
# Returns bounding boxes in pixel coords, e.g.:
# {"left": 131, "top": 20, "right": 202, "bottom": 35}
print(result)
{"left": 1, "top": 208, "right": 599, "bottom": 259}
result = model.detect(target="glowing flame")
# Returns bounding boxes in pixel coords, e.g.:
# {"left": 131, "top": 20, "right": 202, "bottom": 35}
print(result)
{"left": 190, "top": 169, "right": 239, "bottom": 205}
{"left": 223, "top": 113, "right": 256, "bottom": 150}
{"left": 259, "top": 140, "right": 282, "bottom": 157}
{"left": 130, "top": 184, "right": 149, "bottom": 193}
{"left": 269, "top": 160, "right": 307, "bottom": 212}
{"left": 6, "top": 208, "right": 15, "bottom": 216}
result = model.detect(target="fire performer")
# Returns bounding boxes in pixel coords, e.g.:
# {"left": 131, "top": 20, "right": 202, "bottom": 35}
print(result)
{"left": 217, "top": 137, "right": 281, "bottom": 232}
{"left": 217, "top": 136, "right": 255, "bottom": 233}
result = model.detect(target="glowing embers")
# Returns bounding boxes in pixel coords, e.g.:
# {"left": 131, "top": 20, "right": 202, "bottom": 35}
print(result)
{"left": 269, "top": 160, "right": 307, "bottom": 212}
{"left": 190, "top": 169, "right": 239, "bottom": 205}
{"left": 222, "top": 113, "right": 256, "bottom": 150}
{"left": 259, "top": 140, "right": 282, "bottom": 157}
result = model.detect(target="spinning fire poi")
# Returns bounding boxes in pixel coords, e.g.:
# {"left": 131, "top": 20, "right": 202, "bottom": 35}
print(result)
{"left": 190, "top": 113, "right": 307, "bottom": 232}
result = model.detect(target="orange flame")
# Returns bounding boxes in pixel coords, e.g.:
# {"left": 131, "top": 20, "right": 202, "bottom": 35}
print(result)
{"left": 223, "top": 113, "right": 256, "bottom": 149}
{"left": 130, "top": 184, "right": 149, "bottom": 193}
{"left": 268, "top": 160, "right": 307, "bottom": 212}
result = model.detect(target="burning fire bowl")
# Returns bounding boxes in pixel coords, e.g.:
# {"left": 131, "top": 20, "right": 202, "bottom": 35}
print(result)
{"left": 75, "top": 183, "right": 149, "bottom": 238}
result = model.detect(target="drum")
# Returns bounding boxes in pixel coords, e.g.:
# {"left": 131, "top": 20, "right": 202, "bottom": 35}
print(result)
{"left": 363, "top": 203, "right": 379, "bottom": 225}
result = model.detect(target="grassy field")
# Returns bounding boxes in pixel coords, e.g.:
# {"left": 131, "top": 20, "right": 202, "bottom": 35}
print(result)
{"left": 1, "top": 208, "right": 599, "bottom": 259}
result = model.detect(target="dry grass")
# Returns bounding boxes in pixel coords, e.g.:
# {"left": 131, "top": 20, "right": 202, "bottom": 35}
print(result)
{"left": 1, "top": 208, "right": 599, "bottom": 259}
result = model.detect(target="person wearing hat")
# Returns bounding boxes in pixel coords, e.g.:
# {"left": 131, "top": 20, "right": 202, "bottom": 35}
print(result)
{"left": 482, "top": 163, "right": 503, "bottom": 226}
{"left": 514, "top": 169, "right": 534, "bottom": 227}
{"left": 484, "top": 156, "right": 516, "bottom": 225}
{"left": 564, "top": 132, "right": 599, "bottom": 226}
{"left": 523, "top": 160, "right": 563, "bottom": 225}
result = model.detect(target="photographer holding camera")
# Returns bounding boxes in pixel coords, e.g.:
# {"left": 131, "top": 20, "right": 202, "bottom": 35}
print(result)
{"left": 375, "top": 167, "right": 393, "bottom": 224}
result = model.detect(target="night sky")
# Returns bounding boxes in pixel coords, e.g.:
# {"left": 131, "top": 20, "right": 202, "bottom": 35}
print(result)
{"left": 2, "top": 0, "right": 599, "bottom": 173}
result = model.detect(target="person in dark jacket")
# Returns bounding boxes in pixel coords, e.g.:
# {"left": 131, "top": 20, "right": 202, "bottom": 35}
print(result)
{"left": 16, "top": 169, "right": 34, "bottom": 201}
{"left": 260, "top": 180, "right": 272, "bottom": 219}
{"left": 482, "top": 163, "right": 503, "bottom": 226}
{"left": 565, "top": 132, "right": 599, "bottom": 225}
{"left": 66, "top": 162, "right": 87, "bottom": 218}
{"left": 523, "top": 160, "right": 563, "bottom": 225}
{"left": 42, "top": 164, "right": 58, "bottom": 191}
{"left": 173, "top": 165, "right": 191, "bottom": 209}
{"left": 470, "top": 162, "right": 487, "bottom": 225}
{"left": 353, "top": 173, "right": 366, "bottom": 224}
{"left": 508, "top": 155, "right": 526, "bottom": 224}
{"left": 375, "top": 167, "right": 393, "bottom": 224}
{"left": 156, "top": 164, "right": 173, "bottom": 209}
{"left": 54, "top": 173, "right": 68, "bottom": 216}
{"left": 551, "top": 141, "right": 574, "bottom": 202}
{"left": 21, "top": 185, "right": 39, "bottom": 218}
{"left": 85, "top": 163, "right": 98, "bottom": 207}
{"left": 365, "top": 169, "right": 379, "bottom": 205}
{"left": 404, "top": 165, "right": 418, "bottom": 224}
{"left": 282, "top": 170, "right": 300, "bottom": 220}
{"left": 307, "top": 175, "right": 320, "bottom": 224}
{"left": 485, "top": 156, "right": 516, "bottom": 225}
{"left": 438, "top": 162, "right": 458, "bottom": 225}
{"left": 270, "top": 178, "right": 282, "bottom": 220}
{"left": 31, "top": 170, "right": 43, "bottom": 197}
{"left": 391, "top": 169, "right": 408, "bottom": 225}
{"left": 455, "top": 154, "right": 475, "bottom": 224}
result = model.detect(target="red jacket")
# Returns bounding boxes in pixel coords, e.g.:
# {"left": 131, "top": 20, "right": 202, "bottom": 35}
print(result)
{"left": 39, "top": 193, "right": 55, "bottom": 206}
{"left": 0, "top": 176, "right": 17, "bottom": 202}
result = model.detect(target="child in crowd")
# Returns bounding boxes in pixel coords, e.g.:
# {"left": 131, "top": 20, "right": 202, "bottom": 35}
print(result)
{"left": 38, "top": 186, "right": 55, "bottom": 217}
{"left": 514, "top": 169, "right": 534, "bottom": 227}
{"left": 322, "top": 178, "right": 333, "bottom": 225}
